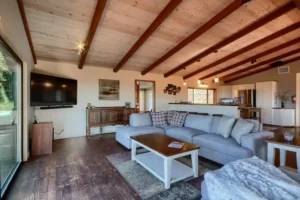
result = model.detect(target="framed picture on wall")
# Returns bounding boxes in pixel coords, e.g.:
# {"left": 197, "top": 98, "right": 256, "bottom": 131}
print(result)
{"left": 99, "top": 79, "right": 120, "bottom": 100}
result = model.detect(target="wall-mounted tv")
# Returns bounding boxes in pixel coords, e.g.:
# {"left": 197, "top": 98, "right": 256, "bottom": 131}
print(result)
{"left": 30, "top": 72, "right": 77, "bottom": 106}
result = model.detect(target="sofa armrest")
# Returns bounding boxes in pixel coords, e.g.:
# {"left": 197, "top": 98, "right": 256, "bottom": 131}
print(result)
{"left": 240, "top": 131, "right": 274, "bottom": 161}
{"left": 130, "top": 113, "right": 152, "bottom": 127}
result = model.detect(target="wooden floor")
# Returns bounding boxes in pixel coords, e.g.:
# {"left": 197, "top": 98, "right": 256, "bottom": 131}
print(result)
{"left": 3, "top": 129, "right": 298, "bottom": 200}
{"left": 4, "top": 134, "right": 141, "bottom": 200}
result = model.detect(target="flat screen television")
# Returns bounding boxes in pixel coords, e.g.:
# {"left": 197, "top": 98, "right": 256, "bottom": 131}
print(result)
{"left": 30, "top": 72, "right": 77, "bottom": 106}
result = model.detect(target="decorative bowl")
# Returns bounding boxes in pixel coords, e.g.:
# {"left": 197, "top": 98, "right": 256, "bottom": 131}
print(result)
{"left": 284, "top": 132, "right": 294, "bottom": 142}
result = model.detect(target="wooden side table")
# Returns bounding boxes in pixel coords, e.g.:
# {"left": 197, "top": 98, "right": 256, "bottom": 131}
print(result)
{"left": 31, "top": 122, "right": 53, "bottom": 156}
{"left": 266, "top": 128, "right": 300, "bottom": 173}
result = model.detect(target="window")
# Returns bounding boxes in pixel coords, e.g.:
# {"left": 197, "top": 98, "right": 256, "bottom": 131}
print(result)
{"left": 188, "top": 88, "right": 215, "bottom": 104}
{"left": 0, "top": 36, "right": 23, "bottom": 197}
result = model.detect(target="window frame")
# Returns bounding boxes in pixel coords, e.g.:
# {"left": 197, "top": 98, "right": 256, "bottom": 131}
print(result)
{"left": 188, "top": 87, "right": 217, "bottom": 104}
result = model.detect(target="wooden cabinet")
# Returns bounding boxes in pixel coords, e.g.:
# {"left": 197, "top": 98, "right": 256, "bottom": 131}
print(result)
{"left": 273, "top": 109, "right": 295, "bottom": 127}
{"left": 31, "top": 122, "right": 53, "bottom": 156}
{"left": 218, "top": 86, "right": 232, "bottom": 99}
{"left": 86, "top": 107, "right": 136, "bottom": 138}
{"left": 256, "top": 81, "right": 278, "bottom": 125}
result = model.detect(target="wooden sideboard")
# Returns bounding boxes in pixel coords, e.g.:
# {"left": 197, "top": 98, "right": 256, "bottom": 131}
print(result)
{"left": 86, "top": 106, "right": 136, "bottom": 138}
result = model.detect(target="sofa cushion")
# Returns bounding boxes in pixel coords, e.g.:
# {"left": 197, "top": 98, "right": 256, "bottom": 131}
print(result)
{"left": 245, "top": 119, "right": 260, "bottom": 133}
{"left": 184, "top": 114, "right": 213, "bottom": 133}
{"left": 116, "top": 126, "right": 164, "bottom": 139}
{"left": 193, "top": 134, "right": 253, "bottom": 159}
{"left": 150, "top": 111, "right": 167, "bottom": 127}
{"left": 165, "top": 127, "right": 207, "bottom": 143}
{"left": 170, "top": 112, "right": 188, "bottom": 127}
{"left": 216, "top": 116, "right": 235, "bottom": 138}
{"left": 130, "top": 113, "right": 152, "bottom": 127}
{"left": 167, "top": 110, "right": 176, "bottom": 125}
{"left": 210, "top": 116, "right": 222, "bottom": 134}
{"left": 231, "top": 119, "right": 254, "bottom": 144}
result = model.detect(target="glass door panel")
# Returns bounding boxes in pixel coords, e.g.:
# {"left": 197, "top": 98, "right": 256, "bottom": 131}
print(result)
{"left": 0, "top": 41, "right": 22, "bottom": 197}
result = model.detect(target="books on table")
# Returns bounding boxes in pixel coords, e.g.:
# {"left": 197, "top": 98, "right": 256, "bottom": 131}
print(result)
{"left": 168, "top": 141, "right": 184, "bottom": 148}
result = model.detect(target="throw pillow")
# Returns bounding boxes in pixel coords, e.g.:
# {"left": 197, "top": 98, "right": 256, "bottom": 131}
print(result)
{"left": 167, "top": 110, "right": 177, "bottom": 125}
{"left": 231, "top": 119, "right": 254, "bottom": 144}
{"left": 150, "top": 112, "right": 167, "bottom": 127}
{"left": 245, "top": 119, "right": 260, "bottom": 133}
{"left": 216, "top": 116, "right": 236, "bottom": 138}
{"left": 170, "top": 112, "right": 188, "bottom": 127}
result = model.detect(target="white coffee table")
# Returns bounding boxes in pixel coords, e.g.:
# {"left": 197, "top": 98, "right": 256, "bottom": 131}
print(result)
{"left": 131, "top": 134, "right": 200, "bottom": 189}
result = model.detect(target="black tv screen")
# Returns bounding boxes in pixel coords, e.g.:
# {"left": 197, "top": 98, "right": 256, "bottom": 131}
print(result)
{"left": 30, "top": 73, "right": 77, "bottom": 106}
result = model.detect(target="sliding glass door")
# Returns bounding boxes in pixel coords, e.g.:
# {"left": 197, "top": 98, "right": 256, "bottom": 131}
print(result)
{"left": 0, "top": 37, "right": 22, "bottom": 197}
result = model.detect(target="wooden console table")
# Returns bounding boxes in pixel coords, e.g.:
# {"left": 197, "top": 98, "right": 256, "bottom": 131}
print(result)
{"left": 86, "top": 106, "right": 135, "bottom": 138}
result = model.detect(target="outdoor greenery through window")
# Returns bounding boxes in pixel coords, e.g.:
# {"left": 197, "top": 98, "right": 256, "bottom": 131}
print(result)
{"left": 0, "top": 39, "right": 22, "bottom": 197}
{"left": 188, "top": 88, "right": 215, "bottom": 104}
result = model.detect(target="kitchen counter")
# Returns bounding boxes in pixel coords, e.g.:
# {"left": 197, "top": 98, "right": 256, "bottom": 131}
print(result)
{"left": 272, "top": 108, "right": 295, "bottom": 109}
{"left": 168, "top": 104, "right": 240, "bottom": 118}
{"left": 169, "top": 103, "right": 239, "bottom": 106}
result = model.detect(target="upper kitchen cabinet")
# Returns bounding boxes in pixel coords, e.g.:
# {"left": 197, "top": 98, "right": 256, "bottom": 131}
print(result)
{"left": 218, "top": 85, "right": 232, "bottom": 99}
{"left": 232, "top": 84, "right": 255, "bottom": 98}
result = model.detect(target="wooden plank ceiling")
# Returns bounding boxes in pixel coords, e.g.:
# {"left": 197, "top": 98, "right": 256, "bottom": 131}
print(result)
{"left": 23, "top": 0, "right": 300, "bottom": 81}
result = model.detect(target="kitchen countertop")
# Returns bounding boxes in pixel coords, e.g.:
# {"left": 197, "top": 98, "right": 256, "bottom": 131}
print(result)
{"left": 272, "top": 108, "right": 295, "bottom": 109}
{"left": 169, "top": 103, "right": 239, "bottom": 106}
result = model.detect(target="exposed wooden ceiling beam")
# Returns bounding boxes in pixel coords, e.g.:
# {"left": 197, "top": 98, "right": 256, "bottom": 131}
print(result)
{"left": 225, "top": 55, "right": 300, "bottom": 83}
{"left": 78, "top": 0, "right": 107, "bottom": 69}
{"left": 198, "top": 37, "right": 300, "bottom": 80}
{"left": 223, "top": 48, "right": 300, "bottom": 82}
{"left": 292, "top": 0, "right": 300, "bottom": 9}
{"left": 164, "top": 1, "right": 296, "bottom": 78}
{"left": 141, "top": 0, "right": 246, "bottom": 75}
{"left": 17, "top": 0, "right": 37, "bottom": 64}
{"left": 183, "top": 22, "right": 300, "bottom": 79}
{"left": 113, "top": 0, "right": 182, "bottom": 73}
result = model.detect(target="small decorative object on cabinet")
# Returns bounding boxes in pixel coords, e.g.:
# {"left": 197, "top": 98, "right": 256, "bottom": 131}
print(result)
{"left": 284, "top": 132, "right": 294, "bottom": 142}
{"left": 276, "top": 90, "right": 291, "bottom": 108}
{"left": 87, "top": 103, "right": 92, "bottom": 109}
{"left": 125, "top": 102, "right": 131, "bottom": 108}
{"left": 31, "top": 122, "right": 53, "bottom": 156}
{"left": 86, "top": 107, "right": 136, "bottom": 139}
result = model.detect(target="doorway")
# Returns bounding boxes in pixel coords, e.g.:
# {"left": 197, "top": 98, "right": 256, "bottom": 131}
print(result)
{"left": 135, "top": 80, "right": 155, "bottom": 113}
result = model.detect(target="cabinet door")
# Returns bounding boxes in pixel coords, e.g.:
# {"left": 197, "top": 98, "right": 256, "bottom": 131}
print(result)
{"left": 281, "top": 109, "right": 295, "bottom": 126}
{"left": 256, "top": 83, "right": 264, "bottom": 107}
{"left": 272, "top": 109, "right": 282, "bottom": 126}
{"left": 89, "top": 110, "right": 101, "bottom": 126}
{"left": 219, "top": 86, "right": 232, "bottom": 99}
{"left": 262, "top": 108, "right": 273, "bottom": 124}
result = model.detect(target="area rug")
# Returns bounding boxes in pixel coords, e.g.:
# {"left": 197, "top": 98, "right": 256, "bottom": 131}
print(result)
{"left": 106, "top": 150, "right": 218, "bottom": 200}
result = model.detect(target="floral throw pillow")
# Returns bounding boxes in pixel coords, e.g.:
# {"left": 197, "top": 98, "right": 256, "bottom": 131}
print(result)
{"left": 170, "top": 112, "right": 188, "bottom": 127}
{"left": 150, "top": 112, "right": 167, "bottom": 127}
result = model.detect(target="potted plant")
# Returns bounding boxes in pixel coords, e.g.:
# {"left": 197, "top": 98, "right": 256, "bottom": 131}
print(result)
{"left": 276, "top": 90, "right": 291, "bottom": 108}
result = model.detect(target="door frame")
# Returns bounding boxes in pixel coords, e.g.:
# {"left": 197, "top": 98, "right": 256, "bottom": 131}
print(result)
{"left": 0, "top": 34, "right": 24, "bottom": 197}
{"left": 134, "top": 80, "right": 156, "bottom": 112}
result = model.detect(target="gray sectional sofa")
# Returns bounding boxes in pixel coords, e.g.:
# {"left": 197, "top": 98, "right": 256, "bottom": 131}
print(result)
{"left": 116, "top": 112, "right": 274, "bottom": 165}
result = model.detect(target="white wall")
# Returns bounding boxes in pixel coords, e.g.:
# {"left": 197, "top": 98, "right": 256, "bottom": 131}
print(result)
{"left": 34, "top": 60, "right": 187, "bottom": 139}
{"left": 145, "top": 88, "right": 153, "bottom": 111}
{"left": 0, "top": 0, "right": 35, "bottom": 160}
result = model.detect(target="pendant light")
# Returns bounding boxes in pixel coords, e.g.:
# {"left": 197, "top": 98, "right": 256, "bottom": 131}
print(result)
{"left": 183, "top": 80, "right": 187, "bottom": 86}
{"left": 197, "top": 79, "right": 201, "bottom": 85}
{"left": 214, "top": 76, "right": 219, "bottom": 83}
